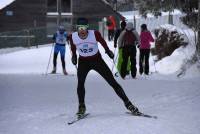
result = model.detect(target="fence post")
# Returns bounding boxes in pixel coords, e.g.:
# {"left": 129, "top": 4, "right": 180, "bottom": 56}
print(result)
{"left": 27, "top": 29, "right": 30, "bottom": 48}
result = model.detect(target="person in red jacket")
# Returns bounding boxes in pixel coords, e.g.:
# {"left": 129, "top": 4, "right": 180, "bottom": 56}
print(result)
{"left": 139, "top": 24, "right": 154, "bottom": 75}
{"left": 69, "top": 17, "right": 140, "bottom": 116}
{"left": 106, "top": 15, "right": 116, "bottom": 41}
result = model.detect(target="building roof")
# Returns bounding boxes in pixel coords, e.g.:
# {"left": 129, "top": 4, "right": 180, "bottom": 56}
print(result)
{"left": 0, "top": 0, "right": 15, "bottom": 10}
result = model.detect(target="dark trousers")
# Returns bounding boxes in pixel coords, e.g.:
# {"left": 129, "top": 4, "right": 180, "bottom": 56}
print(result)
{"left": 53, "top": 53, "right": 65, "bottom": 69}
{"left": 139, "top": 49, "right": 150, "bottom": 75}
{"left": 77, "top": 57, "right": 129, "bottom": 105}
{"left": 121, "top": 45, "right": 137, "bottom": 78}
{"left": 108, "top": 29, "right": 114, "bottom": 41}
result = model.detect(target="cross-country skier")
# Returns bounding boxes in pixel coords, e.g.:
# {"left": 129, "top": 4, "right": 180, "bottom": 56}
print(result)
{"left": 69, "top": 17, "right": 140, "bottom": 116}
{"left": 51, "top": 26, "right": 68, "bottom": 75}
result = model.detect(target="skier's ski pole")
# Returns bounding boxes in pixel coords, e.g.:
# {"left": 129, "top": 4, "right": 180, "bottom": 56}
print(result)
{"left": 45, "top": 43, "right": 54, "bottom": 75}
{"left": 111, "top": 48, "right": 117, "bottom": 73}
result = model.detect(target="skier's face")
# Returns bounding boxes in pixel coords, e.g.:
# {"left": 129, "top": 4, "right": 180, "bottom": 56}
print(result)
{"left": 77, "top": 25, "right": 88, "bottom": 39}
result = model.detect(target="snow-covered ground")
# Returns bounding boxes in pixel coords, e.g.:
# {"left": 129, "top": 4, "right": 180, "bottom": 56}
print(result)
{"left": 0, "top": 10, "right": 200, "bottom": 134}
{"left": 0, "top": 39, "right": 200, "bottom": 134}
{"left": 0, "top": 73, "right": 200, "bottom": 134}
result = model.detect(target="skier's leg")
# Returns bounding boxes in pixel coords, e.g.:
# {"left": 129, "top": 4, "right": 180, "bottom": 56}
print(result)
{"left": 52, "top": 52, "right": 58, "bottom": 73}
{"left": 129, "top": 46, "right": 137, "bottom": 78}
{"left": 52, "top": 45, "right": 60, "bottom": 73}
{"left": 93, "top": 58, "right": 139, "bottom": 113}
{"left": 139, "top": 49, "right": 145, "bottom": 75}
{"left": 60, "top": 46, "right": 67, "bottom": 75}
{"left": 144, "top": 49, "right": 150, "bottom": 75}
{"left": 77, "top": 59, "right": 90, "bottom": 107}
{"left": 93, "top": 58, "right": 129, "bottom": 103}
{"left": 121, "top": 47, "right": 129, "bottom": 78}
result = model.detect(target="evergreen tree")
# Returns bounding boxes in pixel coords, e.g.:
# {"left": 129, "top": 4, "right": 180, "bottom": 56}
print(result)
{"left": 135, "top": 0, "right": 200, "bottom": 58}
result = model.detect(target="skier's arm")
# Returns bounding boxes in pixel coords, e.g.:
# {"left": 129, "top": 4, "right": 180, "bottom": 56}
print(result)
{"left": 133, "top": 30, "right": 140, "bottom": 42}
{"left": 94, "top": 30, "right": 109, "bottom": 51}
{"left": 117, "top": 30, "right": 125, "bottom": 48}
{"left": 69, "top": 34, "right": 77, "bottom": 65}
{"left": 69, "top": 34, "right": 77, "bottom": 56}
{"left": 94, "top": 30, "right": 114, "bottom": 59}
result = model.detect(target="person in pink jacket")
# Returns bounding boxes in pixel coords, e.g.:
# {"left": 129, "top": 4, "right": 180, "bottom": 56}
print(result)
{"left": 139, "top": 24, "right": 154, "bottom": 75}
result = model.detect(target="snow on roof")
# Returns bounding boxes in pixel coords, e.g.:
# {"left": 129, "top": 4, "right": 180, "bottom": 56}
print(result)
{"left": 0, "top": 0, "right": 15, "bottom": 10}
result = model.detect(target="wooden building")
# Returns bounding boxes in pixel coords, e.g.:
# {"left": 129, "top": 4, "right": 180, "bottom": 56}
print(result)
{"left": 0, "top": 0, "right": 47, "bottom": 32}
{"left": 0, "top": 0, "right": 123, "bottom": 32}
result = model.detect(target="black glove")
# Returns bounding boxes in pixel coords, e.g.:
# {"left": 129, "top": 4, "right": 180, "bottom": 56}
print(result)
{"left": 106, "top": 49, "right": 114, "bottom": 59}
{"left": 71, "top": 55, "right": 77, "bottom": 65}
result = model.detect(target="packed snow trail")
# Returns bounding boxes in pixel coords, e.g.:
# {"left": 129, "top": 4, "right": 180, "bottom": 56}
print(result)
{"left": 0, "top": 74, "right": 200, "bottom": 134}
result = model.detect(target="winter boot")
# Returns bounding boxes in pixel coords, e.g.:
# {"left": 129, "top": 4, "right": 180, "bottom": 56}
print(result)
{"left": 131, "top": 68, "right": 137, "bottom": 78}
{"left": 139, "top": 67, "right": 143, "bottom": 75}
{"left": 51, "top": 67, "right": 56, "bottom": 74}
{"left": 76, "top": 103, "right": 86, "bottom": 116}
{"left": 125, "top": 101, "right": 140, "bottom": 115}
{"left": 63, "top": 68, "right": 68, "bottom": 75}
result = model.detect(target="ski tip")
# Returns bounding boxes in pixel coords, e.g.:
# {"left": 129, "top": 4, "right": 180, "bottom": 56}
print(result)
{"left": 126, "top": 112, "right": 158, "bottom": 119}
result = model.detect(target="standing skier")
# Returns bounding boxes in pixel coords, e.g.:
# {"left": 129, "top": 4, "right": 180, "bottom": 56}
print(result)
{"left": 51, "top": 26, "right": 68, "bottom": 75}
{"left": 139, "top": 24, "right": 154, "bottom": 75}
{"left": 118, "top": 22, "right": 139, "bottom": 79}
{"left": 114, "top": 20, "right": 131, "bottom": 78}
{"left": 69, "top": 17, "right": 140, "bottom": 116}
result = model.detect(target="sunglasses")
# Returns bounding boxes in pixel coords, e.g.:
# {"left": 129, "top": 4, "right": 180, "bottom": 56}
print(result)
{"left": 77, "top": 25, "right": 89, "bottom": 31}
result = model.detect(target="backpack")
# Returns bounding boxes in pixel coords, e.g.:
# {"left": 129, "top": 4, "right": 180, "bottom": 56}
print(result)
{"left": 123, "top": 30, "right": 136, "bottom": 46}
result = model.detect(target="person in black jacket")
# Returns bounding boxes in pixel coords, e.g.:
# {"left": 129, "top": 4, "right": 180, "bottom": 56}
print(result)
{"left": 114, "top": 20, "right": 126, "bottom": 48}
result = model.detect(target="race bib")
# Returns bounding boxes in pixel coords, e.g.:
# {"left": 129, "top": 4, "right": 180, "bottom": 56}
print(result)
{"left": 77, "top": 43, "right": 98, "bottom": 57}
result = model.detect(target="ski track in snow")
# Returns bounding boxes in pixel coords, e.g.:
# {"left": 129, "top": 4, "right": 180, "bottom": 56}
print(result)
{"left": 0, "top": 74, "right": 200, "bottom": 134}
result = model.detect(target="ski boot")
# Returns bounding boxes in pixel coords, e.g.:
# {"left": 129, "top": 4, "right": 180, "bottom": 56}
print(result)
{"left": 125, "top": 101, "right": 140, "bottom": 115}
{"left": 63, "top": 69, "right": 68, "bottom": 75}
{"left": 139, "top": 67, "right": 143, "bottom": 75}
{"left": 76, "top": 103, "right": 86, "bottom": 117}
{"left": 51, "top": 67, "right": 56, "bottom": 74}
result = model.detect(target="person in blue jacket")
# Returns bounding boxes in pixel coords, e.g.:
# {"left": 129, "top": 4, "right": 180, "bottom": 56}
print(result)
{"left": 51, "top": 26, "right": 68, "bottom": 75}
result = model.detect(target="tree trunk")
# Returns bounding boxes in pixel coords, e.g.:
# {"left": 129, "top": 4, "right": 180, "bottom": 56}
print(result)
{"left": 168, "top": 11, "right": 173, "bottom": 25}
{"left": 197, "top": 0, "right": 200, "bottom": 58}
